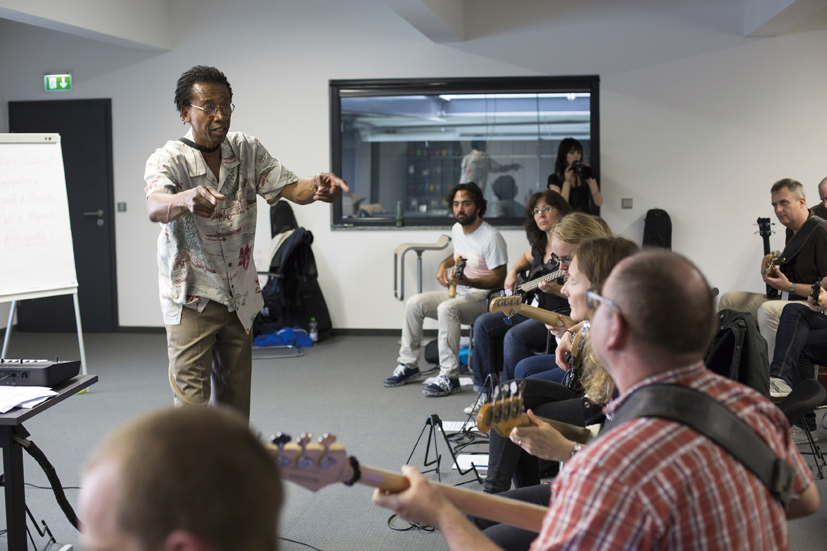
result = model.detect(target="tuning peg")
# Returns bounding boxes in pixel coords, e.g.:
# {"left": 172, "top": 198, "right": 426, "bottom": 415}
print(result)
{"left": 272, "top": 432, "right": 292, "bottom": 467}
{"left": 319, "top": 433, "right": 338, "bottom": 469}
{"left": 298, "top": 433, "right": 314, "bottom": 469}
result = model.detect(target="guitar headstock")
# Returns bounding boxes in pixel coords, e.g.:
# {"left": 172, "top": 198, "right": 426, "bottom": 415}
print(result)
{"left": 756, "top": 217, "right": 774, "bottom": 238}
{"left": 476, "top": 381, "right": 529, "bottom": 436}
{"left": 489, "top": 295, "right": 524, "bottom": 318}
{"left": 267, "top": 432, "right": 353, "bottom": 492}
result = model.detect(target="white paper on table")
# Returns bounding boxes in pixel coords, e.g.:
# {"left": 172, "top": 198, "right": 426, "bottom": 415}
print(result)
{"left": 0, "top": 386, "right": 58, "bottom": 413}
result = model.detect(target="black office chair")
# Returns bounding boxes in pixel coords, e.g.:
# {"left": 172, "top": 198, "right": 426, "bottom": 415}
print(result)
{"left": 778, "top": 378, "right": 826, "bottom": 479}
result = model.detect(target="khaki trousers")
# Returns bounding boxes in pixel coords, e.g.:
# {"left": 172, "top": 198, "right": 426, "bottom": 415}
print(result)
{"left": 397, "top": 290, "right": 489, "bottom": 378}
{"left": 166, "top": 301, "right": 252, "bottom": 419}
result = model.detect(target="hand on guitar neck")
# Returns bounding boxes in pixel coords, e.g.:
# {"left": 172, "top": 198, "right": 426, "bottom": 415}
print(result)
{"left": 269, "top": 431, "right": 548, "bottom": 533}
{"left": 448, "top": 256, "right": 467, "bottom": 298}
{"left": 489, "top": 295, "right": 573, "bottom": 329}
{"left": 476, "top": 381, "right": 592, "bottom": 462}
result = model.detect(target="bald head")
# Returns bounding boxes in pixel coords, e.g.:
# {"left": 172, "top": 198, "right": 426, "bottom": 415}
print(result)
{"left": 603, "top": 251, "right": 716, "bottom": 357}
{"left": 819, "top": 178, "right": 827, "bottom": 205}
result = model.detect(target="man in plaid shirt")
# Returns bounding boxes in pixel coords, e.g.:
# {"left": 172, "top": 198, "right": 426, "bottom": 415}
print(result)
{"left": 374, "top": 250, "right": 819, "bottom": 550}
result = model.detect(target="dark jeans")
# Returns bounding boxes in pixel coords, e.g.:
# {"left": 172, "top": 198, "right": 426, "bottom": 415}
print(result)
{"left": 770, "top": 303, "right": 827, "bottom": 430}
{"left": 484, "top": 379, "right": 588, "bottom": 493}
{"left": 470, "top": 484, "right": 551, "bottom": 551}
{"left": 514, "top": 354, "right": 566, "bottom": 382}
{"left": 472, "top": 312, "right": 550, "bottom": 387}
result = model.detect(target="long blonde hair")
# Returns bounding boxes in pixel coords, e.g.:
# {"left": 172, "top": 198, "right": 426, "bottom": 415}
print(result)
{"left": 574, "top": 237, "right": 640, "bottom": 405}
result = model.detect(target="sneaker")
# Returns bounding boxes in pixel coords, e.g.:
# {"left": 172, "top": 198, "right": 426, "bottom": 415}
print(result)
{"left": 383, "top": 365, "right": 421, "bottom": 387}
{"left": 463, "top": 390, "right": 490, "bottom": 415}
{"left": 769, "top": 377, "right": 793, "bottom": 398}
{"left": 423, "top": 375, "right": 462, "bottom": 397}
{"left": 791, "top": 425, "right": 819, "bottom": 444}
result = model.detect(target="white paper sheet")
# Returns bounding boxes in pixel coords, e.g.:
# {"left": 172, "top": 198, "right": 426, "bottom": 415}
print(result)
{"left": 0, "top": 386, "right": 57, "bottom": 413}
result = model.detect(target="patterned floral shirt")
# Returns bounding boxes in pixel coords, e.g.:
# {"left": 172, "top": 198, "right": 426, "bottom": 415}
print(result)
{"left": 530, "top": 362, "right": 813, "bottom": 551}
{"left": 144, "top": 130, "right": 298, "bottom": 332}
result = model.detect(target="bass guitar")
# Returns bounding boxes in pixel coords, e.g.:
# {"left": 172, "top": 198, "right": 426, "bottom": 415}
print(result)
{"left": 269, "top": 433, "right": 547, "bottom": 533}
{"left": 516, "top": 267, "right": 566, "bottom": 294}
{"left": 489, "top": 295, "right": 573, "bottom": 328}
{"left": 448, "top": 256, "right": 467, "bottom": 298}
{"left": 811, "top": 277, "right": 823, "bottom": 306}
{"left": 476, "top": 380, "right": 592, "bottom": 444}
{"left": 757, "top": 217, "right": 780, "bottom": 299}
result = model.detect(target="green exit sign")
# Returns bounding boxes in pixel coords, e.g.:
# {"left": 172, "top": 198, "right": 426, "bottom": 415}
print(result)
{"left": 44, "top": 73, "right": 72, "bottom": 92}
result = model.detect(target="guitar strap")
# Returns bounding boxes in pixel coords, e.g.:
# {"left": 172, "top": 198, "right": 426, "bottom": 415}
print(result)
{"left": 778, "top": 215, "right": 825, "bottom": 265}
{"left": 599, "top": 384, "right": 794, "bottom": 507}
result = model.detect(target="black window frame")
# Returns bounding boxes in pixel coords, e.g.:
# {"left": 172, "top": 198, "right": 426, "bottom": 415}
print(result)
{"left": 330, "top": 75, "right": 600, "bottom": 229}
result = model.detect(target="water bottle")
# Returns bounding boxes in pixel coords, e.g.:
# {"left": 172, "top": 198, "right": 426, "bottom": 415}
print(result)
{"left": 395, "top": 200, "right": 404, "bottom": 227}
{"left": 309, "top": 317, "right": 318, "bottom": 344}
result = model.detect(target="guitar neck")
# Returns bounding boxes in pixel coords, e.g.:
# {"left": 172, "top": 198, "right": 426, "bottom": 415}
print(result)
{"left": 518, "top": 269, "right": 565, "bottom": 293}
{"left": 515, "top": 302, "right": 572, "bottom": 327}
{"left": 358, "top": 465, "right": 547, "bottom": 533}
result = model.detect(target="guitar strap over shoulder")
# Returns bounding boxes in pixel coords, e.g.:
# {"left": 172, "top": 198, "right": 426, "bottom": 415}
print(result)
{"left": 600, "top": 384, "right": 794, "bottom": 507}
{"left": 778, "top": 215, "right": 825, "bottom": 265}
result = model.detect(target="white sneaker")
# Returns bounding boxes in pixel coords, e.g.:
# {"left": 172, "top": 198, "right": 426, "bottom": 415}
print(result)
{"left": 769, "top": 377, "right": 792, "bottom": 398}
{"left": 791, "top": 425, "right": 819, "bottom": 444}
{"left": 463, "top": 391, "right": 489, "bottom": 415}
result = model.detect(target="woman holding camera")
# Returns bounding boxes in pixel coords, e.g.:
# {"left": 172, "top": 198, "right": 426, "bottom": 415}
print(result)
{"left": 547, "top": 137, "right": 602, "bottom": 214}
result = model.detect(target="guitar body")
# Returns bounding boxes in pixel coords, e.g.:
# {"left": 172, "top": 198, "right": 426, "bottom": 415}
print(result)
{"left": 811, "top": 277, "right": 823, "bottom": 305}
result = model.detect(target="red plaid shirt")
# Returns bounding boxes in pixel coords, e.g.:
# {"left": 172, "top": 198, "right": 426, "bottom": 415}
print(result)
{"left": 530, "top": 362, "right": 813, "bottom": 551}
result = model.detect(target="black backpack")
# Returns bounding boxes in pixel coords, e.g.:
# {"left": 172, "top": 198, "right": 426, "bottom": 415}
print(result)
{"left": 255, "top": 203, "right": 333, "bottom": 341}
{"left": 643, "top": 208, "right": 672, "bottom": 249}
{"left": 705, "top": 310, "right": 769, "bottom": 397}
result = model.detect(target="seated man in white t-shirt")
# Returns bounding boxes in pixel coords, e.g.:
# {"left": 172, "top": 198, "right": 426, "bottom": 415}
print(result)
{"left": 385, "top": 183, "right": 508, "bottom": 397}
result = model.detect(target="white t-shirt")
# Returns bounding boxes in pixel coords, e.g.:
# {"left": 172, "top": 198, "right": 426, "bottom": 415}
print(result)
{"left": 451, "top": 220, "right": 508, "bottom": 295}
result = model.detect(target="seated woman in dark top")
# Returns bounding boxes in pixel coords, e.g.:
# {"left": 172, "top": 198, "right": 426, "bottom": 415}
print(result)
{"left": 483, "top": 236, "right": 639, "bottom": 495}
{"left": 474, "top": 237, "right": 638, "bottom": 551}
{"left": 468, "top": 191, "right": 571, "bottom": 404}
{"left": 547, "top": 137, "right": 602, "bottom": 214}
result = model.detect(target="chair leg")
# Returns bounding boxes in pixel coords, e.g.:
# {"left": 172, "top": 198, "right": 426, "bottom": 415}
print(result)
{"left": 803, "top": 429, "right": 825, "bottom": 480}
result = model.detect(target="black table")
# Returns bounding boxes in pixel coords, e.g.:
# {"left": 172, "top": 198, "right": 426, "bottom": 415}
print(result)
{"left": 0, "top": 375, "right": 97, "bottom": 550}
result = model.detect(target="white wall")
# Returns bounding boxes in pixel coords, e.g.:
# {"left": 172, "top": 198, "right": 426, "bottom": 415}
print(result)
{"left": 1, "top": 0, "right": 826, "bottom": 331}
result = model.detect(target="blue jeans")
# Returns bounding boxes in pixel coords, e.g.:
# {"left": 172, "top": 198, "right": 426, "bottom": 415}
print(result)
{"left": 770, "top": 303, "right": 827, "bottom": 430}
{"left": 472, "top": 313, "right": 550, "bottom": 387}
{"left": 514, "top": 355, "right": 566, "bottom": 382}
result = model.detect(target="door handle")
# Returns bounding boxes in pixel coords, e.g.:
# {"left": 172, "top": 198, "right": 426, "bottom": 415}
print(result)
{"left": 83, "top": 210, "right": 104, "bottom": 217}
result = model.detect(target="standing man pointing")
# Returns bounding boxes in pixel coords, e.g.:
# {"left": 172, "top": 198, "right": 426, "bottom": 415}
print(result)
{"left": 145, "top": 65, "right": 348, "bottom": 418}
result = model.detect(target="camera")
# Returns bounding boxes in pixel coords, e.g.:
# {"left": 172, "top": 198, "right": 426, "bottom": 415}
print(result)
{"left": 571, "top": 160, "right": 593, "bottom": 180}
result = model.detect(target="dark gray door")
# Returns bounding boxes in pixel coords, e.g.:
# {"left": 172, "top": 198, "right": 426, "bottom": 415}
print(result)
{"left": 9, "top": 99, "right": 118, "bottom": 332}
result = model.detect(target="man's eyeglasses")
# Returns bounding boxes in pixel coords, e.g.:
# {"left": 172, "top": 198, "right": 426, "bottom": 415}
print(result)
{"left": 551, "top": 253, "right": 573, "bottom": 265}
{"left": 585, "top": 289, "right": 623, "bottom": 316}
{"left": 532, "top": 206, "right": 555, "bottom": 216}
{"left": 190, "top": 103, "right": 235, "bottom": 117}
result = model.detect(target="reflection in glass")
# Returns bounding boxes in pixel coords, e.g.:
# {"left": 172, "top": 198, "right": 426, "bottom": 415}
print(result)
{"left": 333, "top": 80, "right": 598, "bottom": 227}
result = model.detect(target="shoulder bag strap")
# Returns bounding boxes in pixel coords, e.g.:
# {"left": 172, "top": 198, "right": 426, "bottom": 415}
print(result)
{"left": 601, "top": 384, "right": 794, "bottom": 507}
{"left": 778, "top": 215, "right": 825, "bottom": 264}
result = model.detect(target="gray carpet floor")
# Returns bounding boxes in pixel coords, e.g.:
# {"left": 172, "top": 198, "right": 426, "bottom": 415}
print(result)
{"left": 0, "top": 331, "right": 825, "bottom": 550}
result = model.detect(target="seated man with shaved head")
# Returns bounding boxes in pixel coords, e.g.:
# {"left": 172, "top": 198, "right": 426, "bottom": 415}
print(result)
{"left": 78, "top": 407, "right": 282, "bottom": 551}
{"left": 374, "top": 250, "right": 819, "bottom": 551}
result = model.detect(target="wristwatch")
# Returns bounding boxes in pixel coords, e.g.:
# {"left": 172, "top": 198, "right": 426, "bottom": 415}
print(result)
{"left": 790, "top": 282, "right": 796, "bottom": 296}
